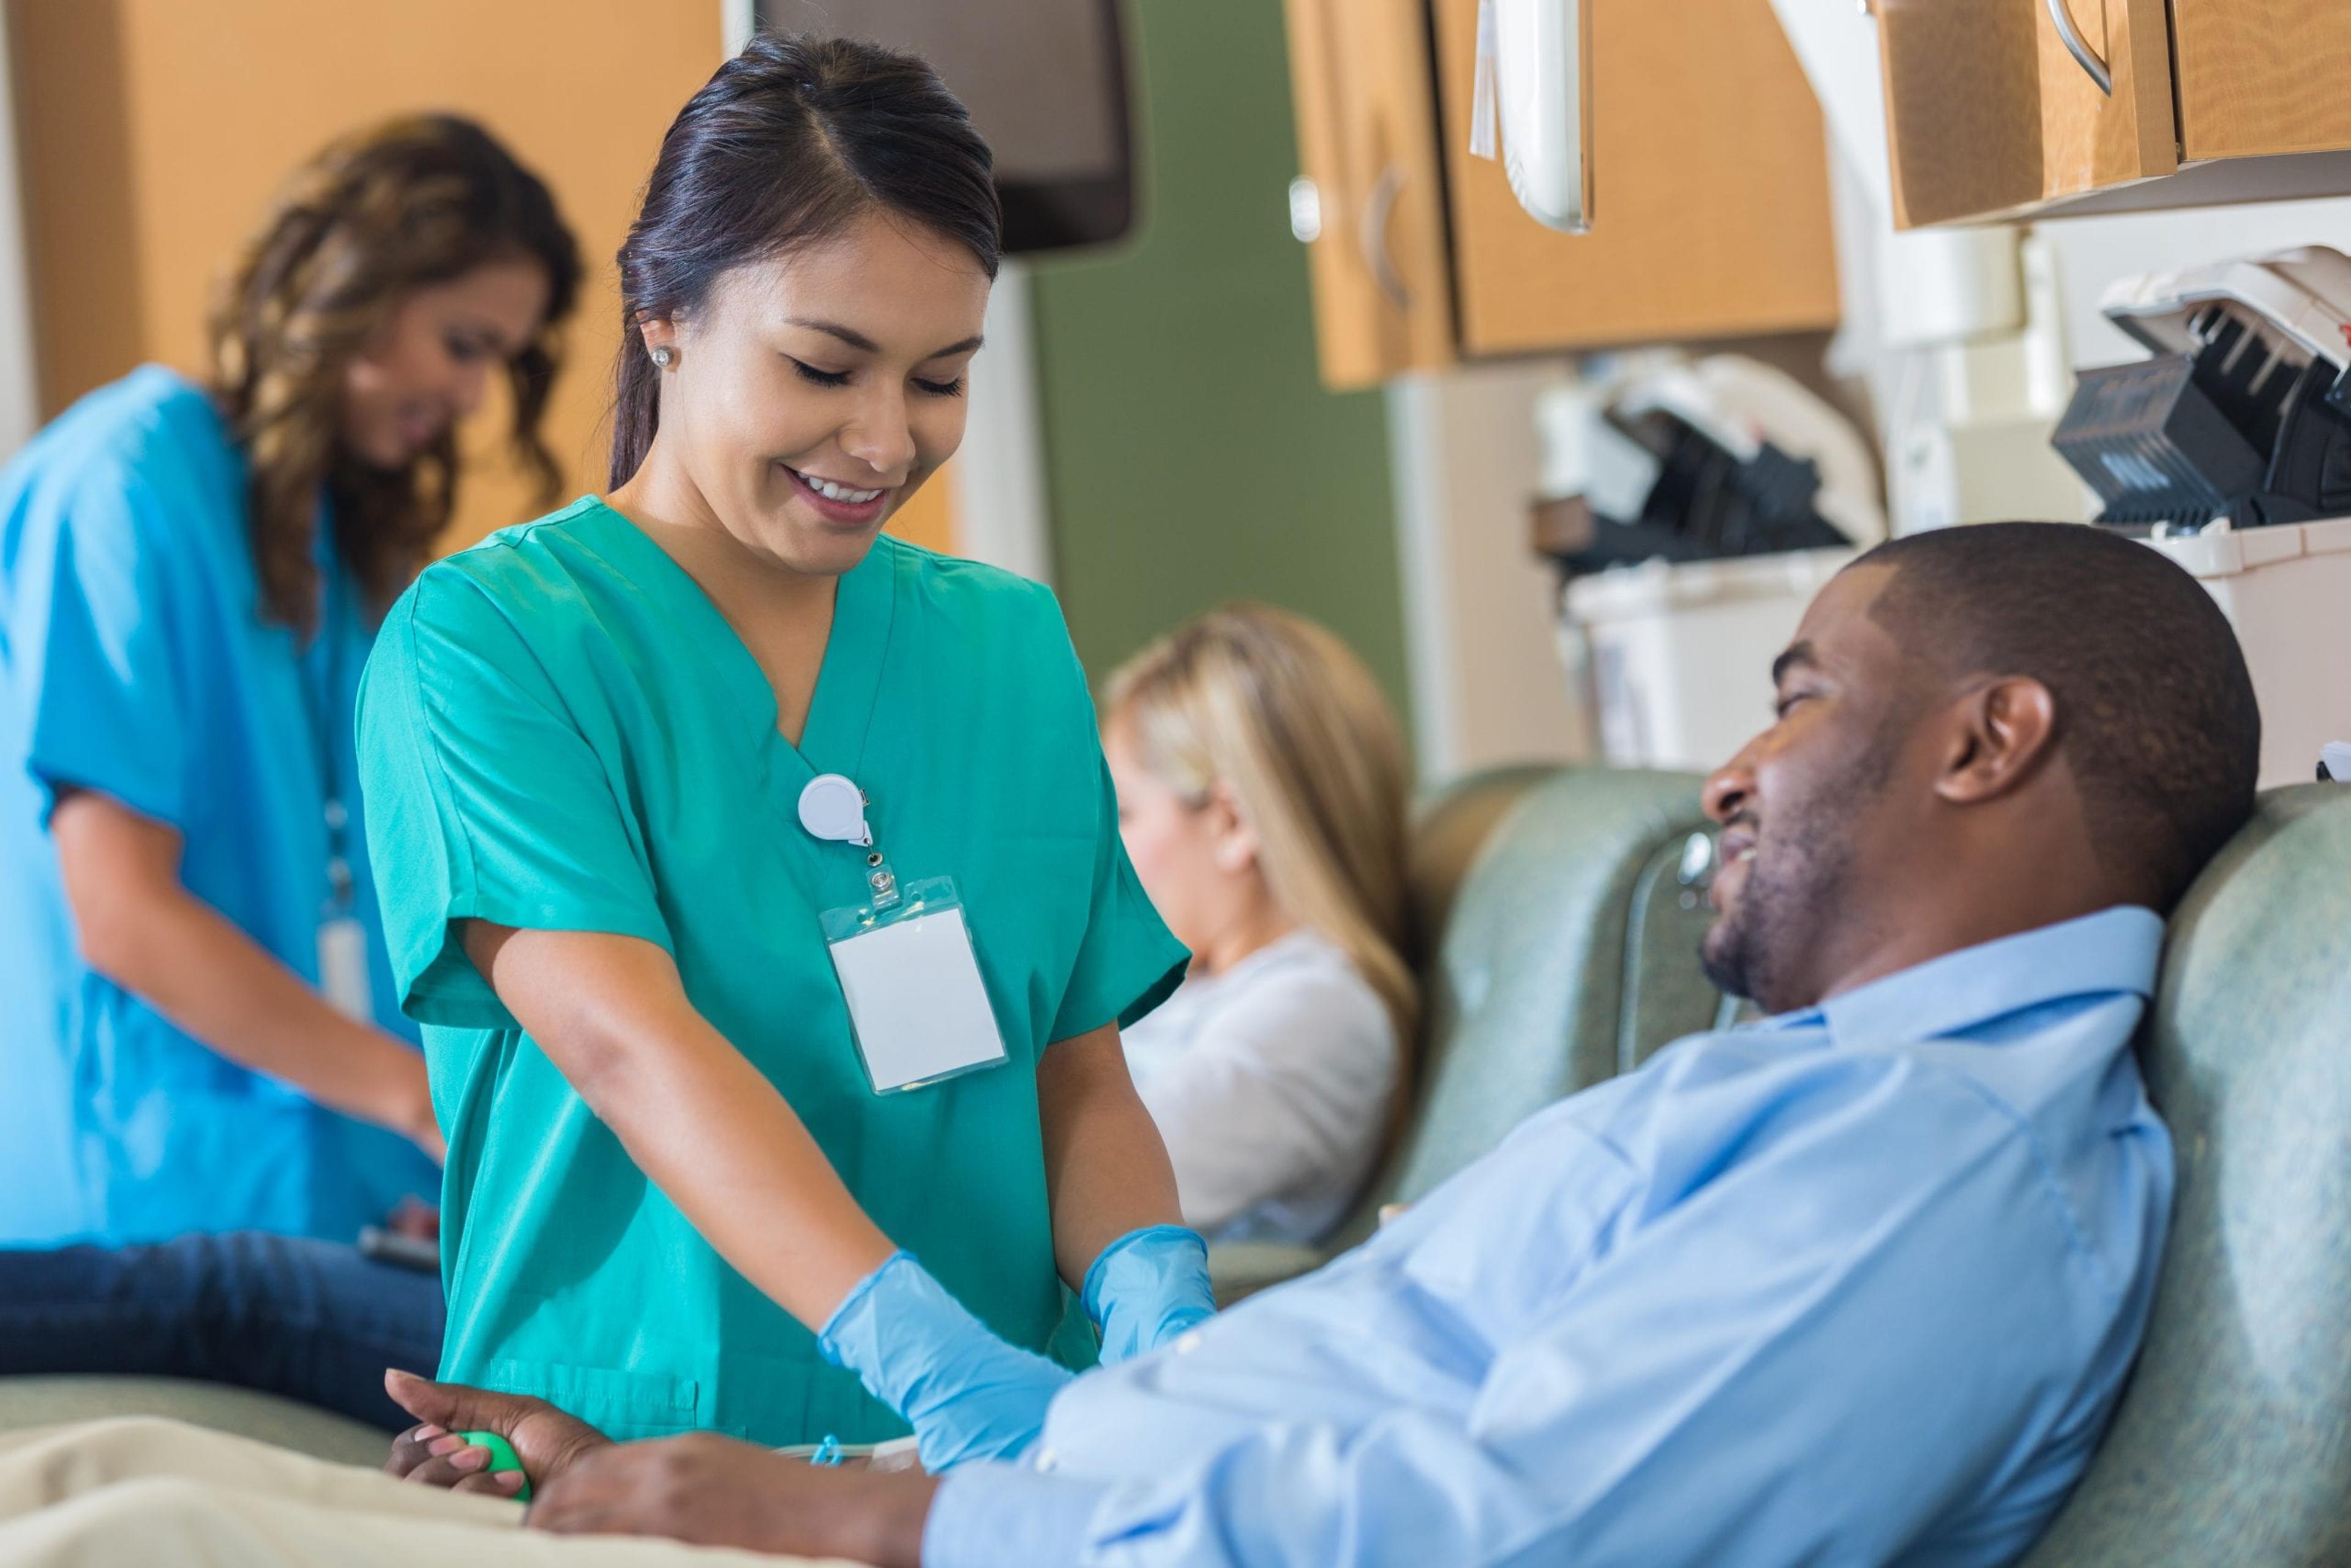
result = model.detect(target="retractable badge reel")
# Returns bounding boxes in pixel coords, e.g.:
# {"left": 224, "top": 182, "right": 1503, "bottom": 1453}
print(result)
{"left": 306, "top": 594, "right": 372, "bottom": 1025}
{"left": 318, "top": 800, "right": 374, "bottom": 1023}
{"left": 800, "top": 775, "right": 1007, "bottom": 1095}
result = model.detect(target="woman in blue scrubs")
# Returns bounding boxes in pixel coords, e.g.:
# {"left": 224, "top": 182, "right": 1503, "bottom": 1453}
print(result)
{"left": 361, "top": 36, "right": 1211, "bottom": 1460}
{"left": 0, "top": 114, "right": 582, "bottom": 1247}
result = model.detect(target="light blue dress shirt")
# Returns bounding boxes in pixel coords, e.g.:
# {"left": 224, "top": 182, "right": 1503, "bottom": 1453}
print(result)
{"left": 926, "top": 908, "right": 2172, "bottom": 1567}
{"left": 0, "top": 366, "right": 436, "bottom": 1245}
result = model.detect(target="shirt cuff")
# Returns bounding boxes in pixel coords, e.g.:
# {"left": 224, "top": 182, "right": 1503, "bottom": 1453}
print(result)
{"left": 923, "top": 1461, "right": 1106, "bottom": 1568}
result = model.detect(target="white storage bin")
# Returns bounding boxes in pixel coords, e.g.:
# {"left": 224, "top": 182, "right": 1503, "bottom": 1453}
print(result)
{"left": 1564, "top": 549, "right": 1856, "bottom": 773}
{"left": 2140, "top": 516, "right": 2351, "bottom": 790}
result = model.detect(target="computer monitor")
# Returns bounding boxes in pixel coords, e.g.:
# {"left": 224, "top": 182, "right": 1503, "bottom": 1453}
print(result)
{"left": 759, "top": 0, "right": 1137, "bottom": 254}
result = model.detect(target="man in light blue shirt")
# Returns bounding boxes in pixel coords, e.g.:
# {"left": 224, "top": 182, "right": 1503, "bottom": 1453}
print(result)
{"left": 393, "top": 522, "right": 2263, "bottom": 1566}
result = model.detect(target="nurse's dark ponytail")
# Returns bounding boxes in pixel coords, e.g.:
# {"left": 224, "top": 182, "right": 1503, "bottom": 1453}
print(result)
{"left": 609, "top": 33, "right": 1002, "bottom": 489}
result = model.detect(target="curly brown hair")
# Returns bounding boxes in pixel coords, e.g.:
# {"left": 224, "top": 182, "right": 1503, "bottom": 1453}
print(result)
{"left": 208, "top": 114, "right": 581, "bottom": 634}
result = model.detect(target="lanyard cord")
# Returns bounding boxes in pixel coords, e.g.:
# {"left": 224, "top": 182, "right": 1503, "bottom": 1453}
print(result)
{"left": 299, "top": 559, "right": 353, "bottom": 917}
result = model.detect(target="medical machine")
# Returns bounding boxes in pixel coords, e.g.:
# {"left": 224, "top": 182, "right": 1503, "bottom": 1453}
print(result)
{"left": 2050, "top": 247, "right": 2351, "bottom": 533}
{"left": 2054, "top": 246, "right": 2351, "bottom": 530}
{"left": 2050, "top": 246, "right": 2351, "bottom": 787}
{"left": 1532, "top": 353, "right": 1884, "bottom": 579}
{"left": 1534, "top": 354, "right": 1888, "bottom": 769}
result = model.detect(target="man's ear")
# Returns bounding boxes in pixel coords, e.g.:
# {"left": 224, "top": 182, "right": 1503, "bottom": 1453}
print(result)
{"left": 1933, "top": 677, "right": 2059, "bottom": 805}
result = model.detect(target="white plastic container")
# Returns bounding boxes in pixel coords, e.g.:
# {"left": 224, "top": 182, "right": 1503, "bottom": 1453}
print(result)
{"left": 1563, "top": 549, "right": 1856, "bottom": 772}
{"left": 2139, "top": 516, "right": 2351, "bottom": 790}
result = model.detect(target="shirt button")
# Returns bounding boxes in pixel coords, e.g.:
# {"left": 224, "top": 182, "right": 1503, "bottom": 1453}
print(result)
{"left": 1173, "top": 1331, "right": 1203, "bottom": 1356}
{"left": 1032, "top": 1447, "right": 1059, "bottom": 1473}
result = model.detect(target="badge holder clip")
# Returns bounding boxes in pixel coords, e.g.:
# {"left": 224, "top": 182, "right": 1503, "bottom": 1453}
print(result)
{"left": 801, "top": 775, "right": 1008, "bottom": 1096}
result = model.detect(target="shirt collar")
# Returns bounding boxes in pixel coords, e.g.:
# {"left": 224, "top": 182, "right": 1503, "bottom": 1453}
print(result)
{"left": 1769, "top": 907, "right": 2164, "bottom": 1046}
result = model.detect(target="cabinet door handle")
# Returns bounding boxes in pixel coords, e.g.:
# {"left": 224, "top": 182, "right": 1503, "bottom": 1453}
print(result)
{"left": 1288, "top": 176, "right": 1324, "bottom": 244}
{"left": 2045, "top": 0, "right": 2113, "bottom": 96}
{"left": 1359, "top": 165, "right": 1412, "bottom": 310}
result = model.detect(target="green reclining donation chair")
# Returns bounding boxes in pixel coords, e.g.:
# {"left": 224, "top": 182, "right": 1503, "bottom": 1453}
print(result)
{"left": 1219, "top": 773, "right": 2351, "bottom": 1566}
{"left": 1211, "top": 764, "right": 1725, "bottom": 1297}
{"left": 2022, "top": 782, "right": 2351, "bottom": 1565}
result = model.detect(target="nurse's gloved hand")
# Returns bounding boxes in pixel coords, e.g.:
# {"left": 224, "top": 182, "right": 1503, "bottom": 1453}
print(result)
{"left": 817, "top": 1251, "right": 1070, "bottom": 1472}
{"left": 1082, "top": 1224, "right": 1215, "bottom": 1365}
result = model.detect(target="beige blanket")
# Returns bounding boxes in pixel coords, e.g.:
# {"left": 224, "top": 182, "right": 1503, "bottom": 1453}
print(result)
{"left": 0, "top": 1417, "right": 867, "bottom": 1568}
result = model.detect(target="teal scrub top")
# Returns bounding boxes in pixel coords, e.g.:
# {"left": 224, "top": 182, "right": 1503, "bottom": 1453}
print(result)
{"left": 357, "top": 497, "right": 1187, "bottom": 1447}
{"left": 0, "top": 366, "right": 437, "bottom": 1245}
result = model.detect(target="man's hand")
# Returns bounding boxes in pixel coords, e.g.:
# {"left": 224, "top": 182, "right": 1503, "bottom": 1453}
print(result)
{"left": 382, "top": 1369, "right": 612, "bottom": 1496}
{"left": 530, "top": 1433, "right": 940, "bottom": 1567}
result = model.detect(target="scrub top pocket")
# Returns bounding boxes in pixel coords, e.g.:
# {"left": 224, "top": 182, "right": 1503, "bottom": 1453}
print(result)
{"left": 486, "top": 1359, "right": 702, "bottom": 1442}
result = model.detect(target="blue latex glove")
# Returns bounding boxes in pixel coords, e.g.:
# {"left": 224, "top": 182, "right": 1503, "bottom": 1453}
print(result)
{"left": 1081, "top": 1224, "right": 1215, "bottom": 1365}
{"left": 818, "top": 1251, "right": 1070, "bottom": 1472}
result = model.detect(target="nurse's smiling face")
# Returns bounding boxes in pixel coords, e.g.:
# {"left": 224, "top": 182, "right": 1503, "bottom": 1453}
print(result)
{"left": 639, "top": 209, "right": 991, "bottom": 577}
{"left": 337, "top": 256, "right": 554, "bottom": 470}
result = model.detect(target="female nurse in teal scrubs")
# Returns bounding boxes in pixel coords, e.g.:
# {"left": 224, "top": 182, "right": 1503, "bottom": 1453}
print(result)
{"left": 0, "top": 116, "right": 580, "bottom": 1245}
{"left": 358, "top": 35, "right": 1212, "bottom": 1457}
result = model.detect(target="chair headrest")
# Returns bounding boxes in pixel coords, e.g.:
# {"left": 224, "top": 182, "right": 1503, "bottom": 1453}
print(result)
{"left": 1403, "top": 765, "right": 1562, "bottom": 970}
{"left": 2024, "top": 784, "right": 2351, "bottom": 1564}
{"left": 1384, "top": 767, "right": 1710, "bottom": 1209}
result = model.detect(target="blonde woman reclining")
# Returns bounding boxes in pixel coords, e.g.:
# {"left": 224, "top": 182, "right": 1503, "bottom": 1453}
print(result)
{"left": 1102, "top": 606, "right": 1418, "bottom": 1245}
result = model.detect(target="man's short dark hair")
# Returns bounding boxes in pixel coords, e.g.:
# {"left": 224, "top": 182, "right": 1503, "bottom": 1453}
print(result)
{"left": 1857, "top": 522, "right": 2260, "bottom": 913}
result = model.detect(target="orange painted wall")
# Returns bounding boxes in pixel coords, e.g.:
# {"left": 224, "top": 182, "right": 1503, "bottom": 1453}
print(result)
{"left": 885, "top": 458, "right": 956, "bottom": 553}
{"left": 7, "top": 0, "right": 722, "bottom": 550}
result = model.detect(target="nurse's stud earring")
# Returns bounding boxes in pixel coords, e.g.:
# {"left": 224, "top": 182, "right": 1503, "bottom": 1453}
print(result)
{"left": 650, "top": 346, "right": 675, "bottom": 369}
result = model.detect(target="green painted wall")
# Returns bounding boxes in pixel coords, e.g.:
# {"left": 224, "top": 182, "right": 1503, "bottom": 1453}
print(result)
{"left": 1028, "top": 0, "right": 1412, "bottom": 727}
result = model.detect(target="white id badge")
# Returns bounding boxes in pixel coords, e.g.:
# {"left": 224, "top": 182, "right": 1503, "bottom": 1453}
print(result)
{"left": 821, "top": 877, "right": 1008, "bottom": 1095}
{"left": 319, "top": 915, "right": 374, "bottom": 1022}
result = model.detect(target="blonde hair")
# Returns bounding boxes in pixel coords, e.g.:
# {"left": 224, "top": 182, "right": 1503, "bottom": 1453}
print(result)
{"left": 208, "top": 114, "right": 581, "bottom": 634}
{"left": 1106, "top": 605, "right": 1419, "bottom": 1111}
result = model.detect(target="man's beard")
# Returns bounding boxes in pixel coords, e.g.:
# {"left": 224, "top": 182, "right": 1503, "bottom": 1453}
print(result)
{"left": 1700, "top": 773, "right": 1875, "bottom": 1015}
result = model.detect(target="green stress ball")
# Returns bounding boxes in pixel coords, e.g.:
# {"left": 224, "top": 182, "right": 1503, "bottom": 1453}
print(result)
{"left": 458, "top": 1430, "right": 530, "bottom": 1501}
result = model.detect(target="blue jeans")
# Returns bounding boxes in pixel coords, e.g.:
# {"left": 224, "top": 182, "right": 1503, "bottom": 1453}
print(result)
{"left": 0, "top": 1232, "right": 444, "bottom": 1431}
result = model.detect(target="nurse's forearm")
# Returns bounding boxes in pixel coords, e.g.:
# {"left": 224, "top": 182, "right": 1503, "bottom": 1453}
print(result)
{"left": 1035, "top": 1024, "right": 1184, "bottom": 1286}
{"left": 51, "top": 790, "right": 442, "bottom": 1157}
{"left": 463, "top": 923, "right": 897, "bottom": 1330}
{"left": 107, "top": 898, "right": 440, "bottom": 1155}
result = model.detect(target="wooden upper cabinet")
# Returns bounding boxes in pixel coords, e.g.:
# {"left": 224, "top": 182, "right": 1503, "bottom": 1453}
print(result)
{"left": 1880, "top": 0, "right": 2177, "bottom": 228}
{"left": 1280, "top": 0, "right": 1840, "bottom": 387}
{"left": 1430, "top": 0, "right": 1840, "bottom": 357}
{"left": 1282, "top": 0, "right": 1455, "bottom": 387}
{"left": 2172, "top": 0, "right": 2351, "bottom": 161}
{"left": 1880, "top": 0, "right": 2351, "bottom": 227}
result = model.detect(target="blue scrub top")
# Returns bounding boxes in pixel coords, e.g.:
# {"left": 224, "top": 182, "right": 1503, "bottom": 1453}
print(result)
{"left": 0, "top": 365, "right": 438, "bottom": 1245}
